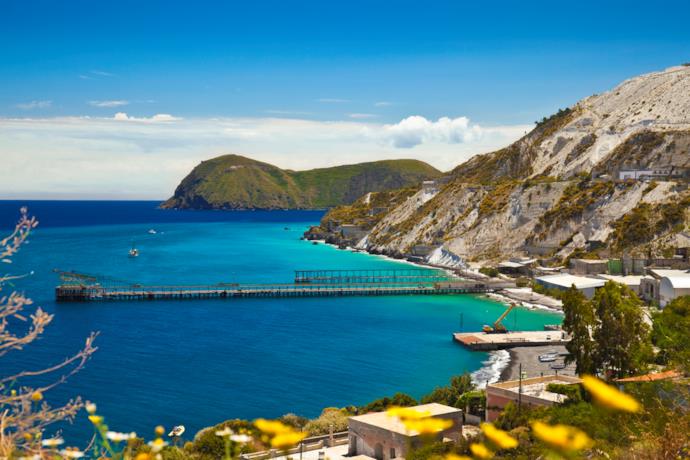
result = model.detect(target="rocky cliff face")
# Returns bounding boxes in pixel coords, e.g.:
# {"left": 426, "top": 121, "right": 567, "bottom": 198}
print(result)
{"left": 315, "top": 65, "right": 690, "bottom": 264}
{"left": 162, "top": 155, "right": 441, "bottom": 210}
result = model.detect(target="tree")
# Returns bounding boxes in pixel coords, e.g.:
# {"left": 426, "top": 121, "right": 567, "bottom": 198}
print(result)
{"left": 561, "top": 286, "right": 596, "bottom": 375}
{"left": 591, "top": 281, "right": 653, "bottom": 378}
{"left": 420, "top": 372, "right": 476, "bottom": 408}
{"left": 359, "top": 392, "right": 417, "bottom": 413}
{"left": 0, "top": 209, "right": 98, "bottom": 457}
{"left": 562, "top": 282, "right": 653, "bottom": 379}
{"left": 652, "top": 295, "right": 690, "bottom": 372}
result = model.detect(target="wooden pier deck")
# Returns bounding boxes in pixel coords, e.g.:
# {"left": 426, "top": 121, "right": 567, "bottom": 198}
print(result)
{"left": 53, "top": 267, "right": 515, "bottom": 302}
{"left": 55, "top": 281, "right": 495, "bottom": 302}
{"left": 453, "top": 331, "right": 570, "bottom": 351}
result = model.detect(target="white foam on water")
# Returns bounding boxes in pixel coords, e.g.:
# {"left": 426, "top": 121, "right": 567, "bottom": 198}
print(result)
{"left": 471, "top": 349, "right": 511, "bottom": 388}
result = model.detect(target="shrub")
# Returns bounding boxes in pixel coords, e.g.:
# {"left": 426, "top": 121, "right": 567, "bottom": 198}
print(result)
{"left": 304, "top": 408, "right": 350, "bottom": 435}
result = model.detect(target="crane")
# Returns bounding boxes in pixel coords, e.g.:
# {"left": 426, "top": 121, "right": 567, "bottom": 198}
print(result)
{"left": 482, "top": 302, "right": 518, "bottom": 334}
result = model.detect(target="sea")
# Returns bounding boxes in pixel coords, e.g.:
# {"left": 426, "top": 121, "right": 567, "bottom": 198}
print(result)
{"left": 0, "top": 201, "right": 561, "bottom": 444}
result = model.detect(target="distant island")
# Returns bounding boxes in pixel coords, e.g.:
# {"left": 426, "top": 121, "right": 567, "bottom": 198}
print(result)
{"left": 161, "top": 154, "right": 441, "bottom": 210}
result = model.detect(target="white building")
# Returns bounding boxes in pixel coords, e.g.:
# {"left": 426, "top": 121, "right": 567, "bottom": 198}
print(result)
{"left": 536, "top": 274, "right": 606, "bottom": 299}
{"left": 659, "top": 271, "right": 690, "bottom": 306}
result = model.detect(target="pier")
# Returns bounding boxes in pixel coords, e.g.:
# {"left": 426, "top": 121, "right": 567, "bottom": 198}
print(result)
{"left": 453, "top": 331, "right": 570, "bottom": 351}
{"left": 54, "top": 269, "right": 511, "bottom": 302}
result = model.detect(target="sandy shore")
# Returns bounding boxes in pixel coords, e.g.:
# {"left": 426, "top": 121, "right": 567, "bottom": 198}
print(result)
{"left": 500, "top": 345, "right": 577, "bottom": 381}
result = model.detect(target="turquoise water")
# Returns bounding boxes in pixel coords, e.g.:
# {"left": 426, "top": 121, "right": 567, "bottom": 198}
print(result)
{"left": 2, "top": 201, "right": 561, "bottom": 444}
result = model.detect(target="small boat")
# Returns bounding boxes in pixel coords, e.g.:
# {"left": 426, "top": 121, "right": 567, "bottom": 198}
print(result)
{"left": 129, "top": 246, "right": 139, "bottom": 257}
{"left": 148, "top": 229, "right": 157, "bottom": 234}
{"left": 312, "top": 241, "right": 318, "bottom": 245}
{"left": 284, "top": 227, "right": 290, "bottom": 231}
{"left": 168, "top": 425, "right": 185, "bottom": 437}
{"left": 539, "top": 353, "right": 558, "bottom": 362}
{"left": 550, "top": 363, "right": 567, "bottom": 370}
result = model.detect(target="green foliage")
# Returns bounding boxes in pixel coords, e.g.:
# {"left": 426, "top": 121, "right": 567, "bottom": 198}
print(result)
{"left": 561, "top": 286, "right": 596, "bottom": 375}
{"left": 477, "top": 181, "right": 517, "bottom": 217}
{"left": 420, "top": 373, "right": 476, "bottom": 408}
{"left": 545, "top": 383, "right": 583, "bottom": 404}
{"left": 562, "top": 282, "right": 653, "bottom": 378}
{"left": 610, "top": 193, "right": 690, "bottom": 252}
{"left": 320, "top": 187, "right": 418, "bottom": 231}
{"left": 592, "top": 282, "right": 653, "bottom": 378}
{"left": 652, "top": 295, "right": 690, "bottom": 372}
{"left": 187, "top": 419, "right": 258, "bottom": 460}
{"left": 163, "top": 154, "right": 440, "bottom": 210}
{"left": 359, "top": 392, "right": 418, "bottom": 413}
{"left": 406, "top": 441, "right": 455, "bottom": 460}
{"left": 278, "top": 413, "right": 309, "bottom": 430}
{"left": 535, "top": 108, "right": 573, "bottom": 128}
{"left": 456, "top": 390, "right": 486, "bottom": 415}
{"left": 303, "top": 407, "right": 350, "bottom": 436}
{"left": 479, "top": 266, "right": 499, "bottom": 278}
{"left": 532, "top": 179, "right": 617, "bottom": 241}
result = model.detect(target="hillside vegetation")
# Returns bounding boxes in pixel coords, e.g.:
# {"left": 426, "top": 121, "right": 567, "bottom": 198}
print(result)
{"left": 313, "top": 65, "right": 690, "bottom": 262}
{"left": 162, "top": 155, "right": 440, "bottom": 210}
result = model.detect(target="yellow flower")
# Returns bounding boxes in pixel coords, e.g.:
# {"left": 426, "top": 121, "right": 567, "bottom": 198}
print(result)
{"left": 386, "top": 406, "right": 431, "bottom": 420}
{"left": 23, "top": 433, "right": 33, "bottom": 442}
{"left": 88, "top": 415, "right": 104, "bottom": 425}
{"left": 31, "top": 391, "right": 43, "bottom": 402}
{"left": 531, "top": 421, "right": 592, "bottom": 451}
{"left": 402, "top": 417, "right": 453, "bottom": 435}
{"left": 444, "top": 454, "right": 472, "bottom": 460}
{"left": 10, "top": 390, "right": 17, "bottom": 397}
{"left": 481, "top": 423, "right": 518, "bottom": 449}
{"left": 155, "top": 425, "right": 165, "bottom": 437}
{"left": 270, "top": 430, "right": 307, "bottom": 449}
{"left": 147, "top": 438, "right": 168, "bottom": 453}
{"left": 469, "top": 442, "right": 494, "bottom": 459}
{"left": 135, "top": 454, "right": 151, "bottom": 460}
{"left": 255, "top": 419, "right": 292, "bottom": 436}
{"left": 581, "top": 375, "right": 641, "bottom": 413}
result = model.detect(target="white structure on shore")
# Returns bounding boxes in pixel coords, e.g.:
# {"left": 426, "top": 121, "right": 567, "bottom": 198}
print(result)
{"left": 659, "top": 271, "right": 690, "bottom": 306}
{"left": 535, "top": 273, "right": 606, "bottom": 299}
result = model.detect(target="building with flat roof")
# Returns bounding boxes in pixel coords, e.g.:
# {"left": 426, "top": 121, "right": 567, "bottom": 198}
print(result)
{"left": 570, "top": 258, "right": 608, "bottom": 275}
{"left": 348, "top": 403, "right": 463, "bottom": 460}
{"left": 596, "top": 274, "right": 649, "bottom": 296}
{"left": 486, "top": 375, "right": 582, "bottom": 422}
{"left": 536, "top": 274, "right": 606, "bottom": 298}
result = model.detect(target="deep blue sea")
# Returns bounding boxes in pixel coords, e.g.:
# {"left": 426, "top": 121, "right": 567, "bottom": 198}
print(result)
{"left": 0, "top": 201, "right": 560, "bottom": 445}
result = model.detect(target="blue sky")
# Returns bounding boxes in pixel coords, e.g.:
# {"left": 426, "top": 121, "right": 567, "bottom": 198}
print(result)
{"left": 1, "top": 0, "right": 690, "bottom": 198}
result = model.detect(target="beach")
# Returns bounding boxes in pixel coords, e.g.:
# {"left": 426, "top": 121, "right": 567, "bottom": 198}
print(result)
{"left": 500, "top": 345, "right": 576, "bottom": 381}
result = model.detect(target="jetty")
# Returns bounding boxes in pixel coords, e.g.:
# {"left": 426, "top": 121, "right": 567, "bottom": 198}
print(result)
{"left": 453, "top": 331, "right": 569, "bottom": 351}
{"left": 54, "top": 269, "right": 514, "bottom": 302}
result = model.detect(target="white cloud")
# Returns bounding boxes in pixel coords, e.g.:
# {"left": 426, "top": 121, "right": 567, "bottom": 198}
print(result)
{"left": 317, "top": 98, "right": 349, "bottom": 103}
{"left": 348, "top": 113, "right": 377, "bottom": 119}
{"left": 113, "top": 112, "right": 181, "bottom": 122}
{"left": 374, "top": 101, "right": 392, "bottom": 107}
{"left": 381, "top": 115, "right": 483, "bottom": 148}
{"left": 16, "top": 100, "right": 52, "bottom": 110}
{"left": 89, "top": 100, "right": 129, "bottom": 108}
{"left": 90, "top": 70, "right": 115, "bottom": 77}
{"left": 0, "top": 115, "right": 530, "bottom": 199}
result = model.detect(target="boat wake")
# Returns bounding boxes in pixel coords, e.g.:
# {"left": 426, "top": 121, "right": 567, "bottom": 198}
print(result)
{"left": 471, "top": 349, "right": 510, "bottom": 388}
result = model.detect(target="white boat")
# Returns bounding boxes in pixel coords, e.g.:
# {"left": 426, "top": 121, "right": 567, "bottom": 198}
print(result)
{"left": 148, "top": 229, "right": 157, "bottom": 234}
{"left": 129, "top": 247, "right": 139, "bottom": 257}
{"left": 538, "top": 353, "right": 558, "bottom": 362}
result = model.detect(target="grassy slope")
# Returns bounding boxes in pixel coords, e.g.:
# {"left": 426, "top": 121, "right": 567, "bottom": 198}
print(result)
{"left": 162, "top": 154, "right": 441, "bottom": 209}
